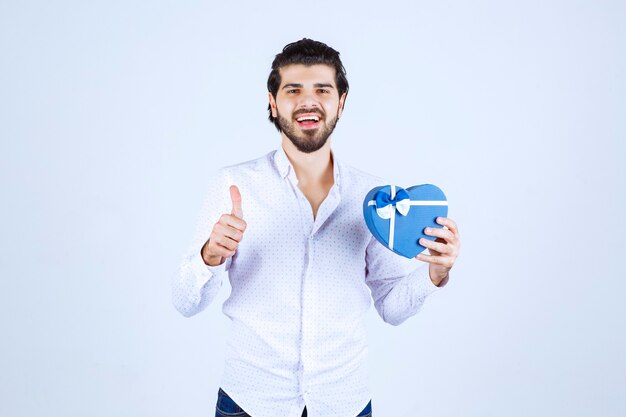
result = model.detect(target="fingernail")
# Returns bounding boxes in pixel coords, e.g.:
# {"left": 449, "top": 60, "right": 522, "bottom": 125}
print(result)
{"left": 424, "top": 228, "right": 431, "bottom": 234}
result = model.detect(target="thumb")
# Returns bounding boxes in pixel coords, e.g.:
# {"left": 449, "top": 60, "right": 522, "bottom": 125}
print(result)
{"left": 230, "top": 185, "right": 243, "bottom": 218}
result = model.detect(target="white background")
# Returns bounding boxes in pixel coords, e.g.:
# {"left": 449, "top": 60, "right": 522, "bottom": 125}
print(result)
{"left": 1, "top": 1, "right": 625, "bottom": 416}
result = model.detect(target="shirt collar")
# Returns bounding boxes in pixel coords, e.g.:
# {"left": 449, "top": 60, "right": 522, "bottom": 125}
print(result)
{"left": 273, "top": 145, "right": 342, "bottom": 188}
{"left": 273, "top": 145, "right": 292, "bottom": 179}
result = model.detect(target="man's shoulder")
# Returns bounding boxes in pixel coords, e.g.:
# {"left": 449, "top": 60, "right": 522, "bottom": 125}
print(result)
{"left": 200, "top": 151, "right": 276, "bottom": 191}
{"left": 221, "top": 150, "right": 275, "bottom": 171}
{"left": 339, "top": 160, "right": 386, "bottom": 188}
{"left": 217, "top": 150, "right": 276, "bottom": 176}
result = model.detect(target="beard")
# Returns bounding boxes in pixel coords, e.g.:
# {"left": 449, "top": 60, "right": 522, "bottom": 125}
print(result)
{"left": 277, "top": 108, "right": 339, "bottom": 154}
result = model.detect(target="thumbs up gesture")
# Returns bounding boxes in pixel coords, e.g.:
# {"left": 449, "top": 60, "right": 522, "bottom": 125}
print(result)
{"left": 201, "top": 185, "right": 248, "bottom": 266}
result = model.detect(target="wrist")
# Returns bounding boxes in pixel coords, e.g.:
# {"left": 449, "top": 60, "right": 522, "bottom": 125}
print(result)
{"left": 429, "top": 265, "right": 449, "bottom": 287}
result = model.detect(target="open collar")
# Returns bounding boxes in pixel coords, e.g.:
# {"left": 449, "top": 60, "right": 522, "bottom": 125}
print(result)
{"left": 273, "top": 145, "right": 341, "bottom": 188}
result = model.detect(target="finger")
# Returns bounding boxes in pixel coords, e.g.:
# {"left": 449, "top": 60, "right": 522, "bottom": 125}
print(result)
{"left": 436, "top": 217, "right": 459, "bottom": 235}
{"left": 215, "top": 223, "right": 244, "bottom": 243}
{"left": 210, "top": 233, "right": 238, "bottom": 252}
{"left": 416, "top": 252, "right": 453, "bottom": 268}
{"left": 424, "top": 227, "right": 455, "bottom": 243}
{"left": 219, "top": 213, "right": 247, "bottom": 232}
{"left": 205, "top": 237, "right": 236, "bottom": 258}
{"left": 419, "top": 238, "right": 452, "bottom": 255}
{"left": 209, "top": 241, "right": 236, "bottom": 259}
{"left": 230, "top": 185, "right": 243, "bottom": 218}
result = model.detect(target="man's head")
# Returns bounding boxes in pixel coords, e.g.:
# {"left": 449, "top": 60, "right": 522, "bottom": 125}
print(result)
{"left": 267, "top": 38, "right": 349, "bottom": 153}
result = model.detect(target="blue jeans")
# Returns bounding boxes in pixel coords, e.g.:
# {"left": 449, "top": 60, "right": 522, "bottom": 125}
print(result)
{"left": 215, "top": 387, "right": 372, "bottom": 417}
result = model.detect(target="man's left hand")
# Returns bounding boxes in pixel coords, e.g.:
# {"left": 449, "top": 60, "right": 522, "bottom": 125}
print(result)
{"left": 415, "top": 217, "right": 461, "bottom": 287}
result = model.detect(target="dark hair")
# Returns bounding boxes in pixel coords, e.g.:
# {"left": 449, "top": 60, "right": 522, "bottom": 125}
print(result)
{"left": 267, "top": 38, "right": 349, "bottom": 131}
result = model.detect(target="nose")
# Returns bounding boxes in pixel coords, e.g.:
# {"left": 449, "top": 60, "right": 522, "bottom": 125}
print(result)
{"left": 297, "top": 89, "right": 320, "bottom": 110}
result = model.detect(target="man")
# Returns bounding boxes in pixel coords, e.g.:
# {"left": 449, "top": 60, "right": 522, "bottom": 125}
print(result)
{"left": 173, "top": 38, "right": 461, "bottom": 417}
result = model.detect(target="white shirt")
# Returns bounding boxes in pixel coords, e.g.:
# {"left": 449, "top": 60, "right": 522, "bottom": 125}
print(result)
{"left": 173, "top": 146, "right": 442, "bottom": 417}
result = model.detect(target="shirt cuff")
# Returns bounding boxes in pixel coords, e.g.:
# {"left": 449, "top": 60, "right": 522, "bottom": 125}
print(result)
{"left": 190, "top": 250, "right": 228, "bottom": 289}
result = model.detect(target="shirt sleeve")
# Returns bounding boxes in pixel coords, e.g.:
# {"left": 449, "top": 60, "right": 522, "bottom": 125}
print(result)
{"left": 172, "top": 168, "right": 233, "bottom": 318}
{"left": 364, "top": 235, "right": 443, "bottom": 326}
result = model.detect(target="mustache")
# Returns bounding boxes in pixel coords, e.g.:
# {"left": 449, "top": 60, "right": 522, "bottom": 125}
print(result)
{"left": 293, "top": 108, "right": 325, "bottom": 118}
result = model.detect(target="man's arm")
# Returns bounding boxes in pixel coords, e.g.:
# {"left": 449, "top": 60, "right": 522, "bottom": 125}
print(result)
{"left": 172, "top": 169, "right": 237, "bottom": 318}
{"left": 365, "top": 216, "right": 460, "bottom": 326}
{"left": 365, "top": 236, "right": 441, "bottom": 326}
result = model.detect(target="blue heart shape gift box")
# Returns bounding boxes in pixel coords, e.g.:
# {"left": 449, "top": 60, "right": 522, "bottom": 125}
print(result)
{"left": 363, "top": 184, "right": 448, "bottom": 258}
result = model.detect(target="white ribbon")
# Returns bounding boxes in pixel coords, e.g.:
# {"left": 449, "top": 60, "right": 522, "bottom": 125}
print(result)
{"left": 374, "top": 198, "right": 411, "bottom": 219}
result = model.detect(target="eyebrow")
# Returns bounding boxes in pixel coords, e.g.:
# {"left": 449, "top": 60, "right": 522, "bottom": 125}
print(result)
{"left": 282, "top": 83, "right": 335, "bottom": 89}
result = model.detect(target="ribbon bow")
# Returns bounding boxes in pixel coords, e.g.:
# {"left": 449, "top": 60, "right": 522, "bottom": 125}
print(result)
{"left": 374, "top": 187, "right": 411, "bottom": 219}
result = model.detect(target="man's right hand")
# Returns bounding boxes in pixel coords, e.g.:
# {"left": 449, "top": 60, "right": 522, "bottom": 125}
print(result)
{"left": 201, "top": 185, "right": 247, "bottom": 266}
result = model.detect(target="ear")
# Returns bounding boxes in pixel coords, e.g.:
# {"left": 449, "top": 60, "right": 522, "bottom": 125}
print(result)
{"left": 268, "top": 92, "right": 278, "bottom": 118}
{"left": 337, "top": 92, "right": 347, "bottom": 119}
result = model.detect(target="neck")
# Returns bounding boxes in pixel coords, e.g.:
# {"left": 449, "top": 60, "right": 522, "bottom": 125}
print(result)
{"left": 281, "top": 135, "right": 334, "bottom": 186}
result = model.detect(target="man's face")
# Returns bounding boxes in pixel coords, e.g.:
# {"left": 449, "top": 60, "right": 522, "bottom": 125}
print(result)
{"left": 269, "top": 64, "right": 346, "bottom": 153}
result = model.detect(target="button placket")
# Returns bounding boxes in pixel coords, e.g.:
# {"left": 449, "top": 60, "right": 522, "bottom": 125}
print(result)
{"left": 286, "top": 174, "right": 314, "bottom": 238}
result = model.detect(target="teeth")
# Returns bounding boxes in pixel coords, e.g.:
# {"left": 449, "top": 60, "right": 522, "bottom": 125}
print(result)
{"left": 297, "top": 116, "right": 319, "bottom": 122}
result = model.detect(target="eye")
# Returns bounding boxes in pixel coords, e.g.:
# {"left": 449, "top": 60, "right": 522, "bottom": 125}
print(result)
{"left": 318, "top": 89, "right": 329, "bottom": 94}
{"left": 287, "top": 89, "right": 299, "bottom": 94}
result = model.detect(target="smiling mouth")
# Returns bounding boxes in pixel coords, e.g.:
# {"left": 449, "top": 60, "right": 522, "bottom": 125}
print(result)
{"left": 295, "top": 114, "right": 321, "bottom": 129}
